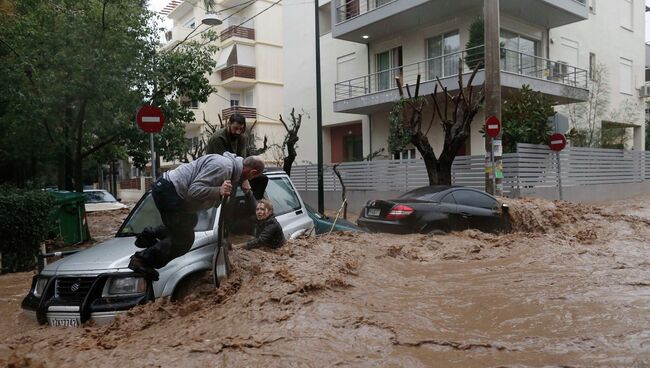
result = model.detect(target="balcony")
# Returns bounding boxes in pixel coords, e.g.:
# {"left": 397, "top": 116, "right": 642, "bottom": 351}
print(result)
{"left": 222, "top": 106, "right": 257, "bottom": 121}
{"left": 220, "top": 26, "right": 255, "bottom": 42}
{"left": 332, "top": 0, "right": 588, "bottom": 42}
{"left": 333, "top": 46, "right": 589, "bottom": 114}
{"left": 220, "top": 65, "right": 256, "bottom": 89}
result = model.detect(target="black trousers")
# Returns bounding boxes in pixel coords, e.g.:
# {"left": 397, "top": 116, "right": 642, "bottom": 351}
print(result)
{"left": 136, "top": 178, "right": 197, "bottom": 269}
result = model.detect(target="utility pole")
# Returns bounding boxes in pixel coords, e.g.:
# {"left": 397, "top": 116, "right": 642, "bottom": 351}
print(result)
{"left": 484, "top": 0, "right": 502, "bottom": 196}
{"left": 315, "top": 0, "right": 324, "bottom": 213}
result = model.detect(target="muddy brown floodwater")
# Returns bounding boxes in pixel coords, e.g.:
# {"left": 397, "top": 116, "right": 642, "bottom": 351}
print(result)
{"left": 1, "top": 196, "right": 650, "bottom": 367}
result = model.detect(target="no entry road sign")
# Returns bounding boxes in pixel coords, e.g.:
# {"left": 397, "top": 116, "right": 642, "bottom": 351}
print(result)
{"left": 485, "top": 116, "right": 500, "bottom": 138}
{"left": 136, "top": 105, "right": 165, "bottom": 133}
{"left": 549, "top": 133, "right": 567, "bottom": 151}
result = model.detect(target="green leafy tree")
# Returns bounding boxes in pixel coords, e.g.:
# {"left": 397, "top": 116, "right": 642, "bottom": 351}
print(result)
{"left": 0, "top": 0, "right": 217, "bottom": 189}
{"left": 465, "top": 17, "right": 484, "bottom": 70}
{"left": 501, "top": 85, "right": 554, "bottom": 153}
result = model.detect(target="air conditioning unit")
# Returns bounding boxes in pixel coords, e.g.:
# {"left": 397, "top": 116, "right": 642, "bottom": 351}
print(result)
{"left": 639, "top": 85, "right": 650, "bottom": 97}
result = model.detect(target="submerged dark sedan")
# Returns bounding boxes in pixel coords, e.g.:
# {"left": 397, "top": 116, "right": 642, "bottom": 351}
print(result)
{"left": 357, "top": 186, "right": 510, "bottom": 234}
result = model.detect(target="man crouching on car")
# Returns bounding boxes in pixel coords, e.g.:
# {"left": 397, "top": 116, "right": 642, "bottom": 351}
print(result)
{"left": 245, "top": 199, "right": 285, "bottom": 250}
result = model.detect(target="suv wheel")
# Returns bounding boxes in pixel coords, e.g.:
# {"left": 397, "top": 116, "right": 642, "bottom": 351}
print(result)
{"left": 212, "top": 240, "right": 231, "bottom": 287}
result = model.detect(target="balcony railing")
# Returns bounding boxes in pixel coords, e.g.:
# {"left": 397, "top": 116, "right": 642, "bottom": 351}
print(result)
{"left": 335, "top": 0, "right": 397, "bottom": 23}
{"left": 220, "top": 65, "right": 256, "bottom": 80}
{"left": 334, "top": 45, "right": 588, "bottom": 101}
{"left": 335, "top": 0, "right": 587, "bottom": 24}
{"left": 220, "top": 26, "right": 255, "bottom": 41}
{"left": 222, "top": 106, "right": 257, "bottom": 121}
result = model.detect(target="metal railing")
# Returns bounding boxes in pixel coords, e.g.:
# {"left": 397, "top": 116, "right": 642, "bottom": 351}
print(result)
{"left": 335, "top": 0, "right": 587, "bottom": 24}
{"left": 335, "top": 0, "right": 397, "bottom": 23}
{"left": 334, "top": 45, "right": 588, "bottom": 101}
{"left": 222, "top": 106, "right": 257, "bottom": 120}
{"left": 220, "top": 64, "right": 256, "bottom": 80}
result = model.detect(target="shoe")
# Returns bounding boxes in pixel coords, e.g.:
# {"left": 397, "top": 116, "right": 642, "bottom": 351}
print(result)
{"left": 135, "top": 228, "right": 157, "bottom": 249}
{"left": 128, "top": 256, "right": 159, "bottom": 281}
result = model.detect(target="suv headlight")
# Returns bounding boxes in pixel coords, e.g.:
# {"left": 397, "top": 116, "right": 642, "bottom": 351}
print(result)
{"left": 103, "top": 277, "right": 147, "bottom": 297}
{"left": 33, "top": 277, "right": 48, "bottom": 298}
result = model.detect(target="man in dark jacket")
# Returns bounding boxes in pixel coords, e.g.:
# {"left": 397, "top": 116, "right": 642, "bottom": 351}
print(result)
{"left": 205, "top": 113, "right": 268, "bottom": 201}
{"left": 205, "top": 113, "right": 248, "bottom": 158}
{"left": 129, "top": 153, "right": 265, "bottom": 280}
{"left": 245, "top": 199, "right": 285, "bottom": 250}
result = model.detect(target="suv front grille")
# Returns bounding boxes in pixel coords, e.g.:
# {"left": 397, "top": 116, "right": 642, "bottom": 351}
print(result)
{"left": 55, "top": 277, "right": 95, "bottom": 301}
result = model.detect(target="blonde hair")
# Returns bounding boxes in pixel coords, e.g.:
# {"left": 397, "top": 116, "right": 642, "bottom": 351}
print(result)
{"left": 257, "top": 199, "right": 273, "bottom": 213}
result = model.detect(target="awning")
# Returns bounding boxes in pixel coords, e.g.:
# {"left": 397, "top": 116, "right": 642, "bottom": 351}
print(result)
{"left": 215, "top": 44, "right": 235, "bottom": 71}
{"left": 235, "top": 44, "right": 255, "bottom": 67}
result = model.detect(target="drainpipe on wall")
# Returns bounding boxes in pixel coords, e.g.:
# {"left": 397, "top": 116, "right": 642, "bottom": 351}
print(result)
{"left": 366, "top": 42, "right": 372, "bottom": 159}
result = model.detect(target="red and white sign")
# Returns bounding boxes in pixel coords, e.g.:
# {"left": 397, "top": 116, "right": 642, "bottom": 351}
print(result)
{"left": 136, "top": 105, "right": 165, "bottom": 133}
{"left": 548, "top": 133, "right": 567, "bottom": 151}
{"left": 485, "top": 116, "right": 501, "bottom": 138}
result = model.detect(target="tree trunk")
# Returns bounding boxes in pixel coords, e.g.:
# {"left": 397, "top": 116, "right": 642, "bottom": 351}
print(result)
{"left": 64, "top": 149, "right": 74, "bottom": 191}
{"left": 283, "top": 136, "right": 298, "bottom": 176}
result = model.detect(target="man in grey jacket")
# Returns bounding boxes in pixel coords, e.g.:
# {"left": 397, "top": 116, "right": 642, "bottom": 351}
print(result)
{"left": 128, "top": 152, "right": 265, "bottom": 280}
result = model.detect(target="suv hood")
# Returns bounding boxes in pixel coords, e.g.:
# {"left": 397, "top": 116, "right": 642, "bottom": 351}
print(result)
{"left": 45, "top": 236, "right": 139, "bottom": 274}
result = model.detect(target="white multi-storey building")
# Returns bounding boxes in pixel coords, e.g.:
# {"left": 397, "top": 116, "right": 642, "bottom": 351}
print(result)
{"left": 161, "top": 0, "right": 285, "bottom": 166}
{"left": 285, "top": 0, "right": 646, "bottom": 165}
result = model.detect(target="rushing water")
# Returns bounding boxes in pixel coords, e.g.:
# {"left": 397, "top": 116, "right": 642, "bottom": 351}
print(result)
{"left": 2, "top": 197, "right": 650, "bottom": 367}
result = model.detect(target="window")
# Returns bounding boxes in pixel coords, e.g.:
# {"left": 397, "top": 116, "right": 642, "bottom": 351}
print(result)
{"left": 183, "top": 17, "right": 196, "bottom": 29}
{"left": 441, "top": 194, "right": 456, "bottom": 204}
{"left": 452, "top": 190, "right": 496, "bottom": 210}
{"left": 265, "top": 177, "right": 302, "bottom": 216}
{"left": 620, "top": 0, "right": 633, "bottom": 31}
{"left": 426, "top": 31, "right": 460, "bottom": 80}
{"left": 230, "top": 93, "right": 240, "bottom": 107}
{"left": 619, "top": 57, "right": 633, "bottom": 95}
{"left": 376, "top": 47, "right": 402, "bottom": 91}
{"left": 344, "top": 134, "right": 363, "bottom": 162}
{"left": 589, "top": 53, "right": 596, "bottom": 81}
{"left": 244, "top": 90, "right": 254, "bottom": 107}
{"left": 117, "top": 193, "right": 216, "bottom": 235}
{"left": 500, "top": 30, "right": 540, "bottom": 77}
{"left": 180, "top": 96, "right": 198, "bottom": 109}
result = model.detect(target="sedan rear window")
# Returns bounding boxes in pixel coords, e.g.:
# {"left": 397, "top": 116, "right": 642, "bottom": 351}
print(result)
{"left": 399, "top": 186, "right": 450, "bottom": 200}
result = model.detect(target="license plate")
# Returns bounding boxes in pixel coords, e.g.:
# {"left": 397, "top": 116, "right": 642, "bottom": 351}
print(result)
{"left": 49, "top": 317, "right": 80, "bottom": 327}
{"left": 367, "top": 208, "right": 380, "bottom": 217}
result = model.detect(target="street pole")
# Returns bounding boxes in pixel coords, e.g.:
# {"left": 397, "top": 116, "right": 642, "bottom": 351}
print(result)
{"left": 315, "top": 0, "right": 324, "bottom": 214}
{"left": 150, "top": 133, "right": 156, "bottom": 179}
{"left": 484, "top": 0, "right": 502, "bottom": 196}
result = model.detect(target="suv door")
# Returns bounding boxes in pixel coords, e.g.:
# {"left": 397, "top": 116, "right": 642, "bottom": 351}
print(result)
{"left": 265, "top": 175, "right": 314, "bottom": 238}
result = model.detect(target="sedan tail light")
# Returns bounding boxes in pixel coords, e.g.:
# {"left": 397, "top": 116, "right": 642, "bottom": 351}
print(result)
{"left": 386, "top": 204, "right": 414, "bottom": 220}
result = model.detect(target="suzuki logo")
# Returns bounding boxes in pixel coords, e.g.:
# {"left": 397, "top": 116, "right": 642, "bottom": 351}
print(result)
{"left": 70, "top": 283, "right": 80, "bottom": 292}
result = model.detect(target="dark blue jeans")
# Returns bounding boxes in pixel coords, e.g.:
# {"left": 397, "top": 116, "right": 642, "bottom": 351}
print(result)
{"left": 136, "top": 178, "right": 198, "bottom": 269}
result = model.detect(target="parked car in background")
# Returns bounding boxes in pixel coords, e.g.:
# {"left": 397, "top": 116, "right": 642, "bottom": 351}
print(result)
{"left": 305, "top": 204, "right": 365, "bottom": 234}
{"left": 83, "top": 189, "right": 128, "bottom": 212}
{"left": 22, "top": 170, "right": 314, "bottom": 327}
{"left": 357, "top": 186, "right": 510, "bottom": 234}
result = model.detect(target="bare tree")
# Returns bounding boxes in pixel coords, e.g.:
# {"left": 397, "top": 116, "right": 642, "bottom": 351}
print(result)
{"left": 278, "top": 108, "right": 302, "bottom": 175}
{"left": 388, "top": 63, "right": 484, "bottom": 185}
{"left": 561, "top": 64, "right": 610, "bottom": 147}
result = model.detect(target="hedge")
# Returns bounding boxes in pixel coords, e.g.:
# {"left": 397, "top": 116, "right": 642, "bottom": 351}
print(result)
{"left": 0, "top": 187, "right": 55, "bottom": 273}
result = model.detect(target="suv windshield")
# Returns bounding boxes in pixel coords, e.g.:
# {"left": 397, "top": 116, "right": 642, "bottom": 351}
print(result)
{"left": 116, "top": 192, "right": 217, "bottom": 236}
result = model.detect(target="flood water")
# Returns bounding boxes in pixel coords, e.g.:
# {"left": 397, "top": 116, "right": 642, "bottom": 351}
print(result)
{"left": 1, "top": 197, "right": 650, "bottom": 367}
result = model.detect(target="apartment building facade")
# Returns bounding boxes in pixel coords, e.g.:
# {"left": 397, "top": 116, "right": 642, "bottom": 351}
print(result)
{"left": 286, "top": 0, "right": 645, "bottom": 165}
{"left": 161, "top": 0, "right": 285, "bottom": 168}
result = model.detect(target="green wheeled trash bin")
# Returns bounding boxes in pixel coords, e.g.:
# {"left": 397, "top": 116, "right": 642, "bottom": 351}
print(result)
{"left": 50, "top": 191, "right": 90, "bottom": 244}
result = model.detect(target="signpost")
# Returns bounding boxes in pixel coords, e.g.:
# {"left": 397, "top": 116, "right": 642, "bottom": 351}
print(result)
{"left": 485, "top": 115, "right": 501, "bottom": 195}
{"left": 136, "top": 105, "right": 165, "bottom": 178}
{"left": 548, "top": 132, "right": 567, "bottom": 200}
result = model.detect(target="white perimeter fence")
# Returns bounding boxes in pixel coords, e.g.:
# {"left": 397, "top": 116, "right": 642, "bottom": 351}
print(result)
{"left": 291, "top": 144, "right": 650, "bottom": 196}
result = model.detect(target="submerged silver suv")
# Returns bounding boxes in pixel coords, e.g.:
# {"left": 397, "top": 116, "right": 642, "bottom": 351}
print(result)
{"left": 22, "top": 169, "right": 313, "bottom": 327}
